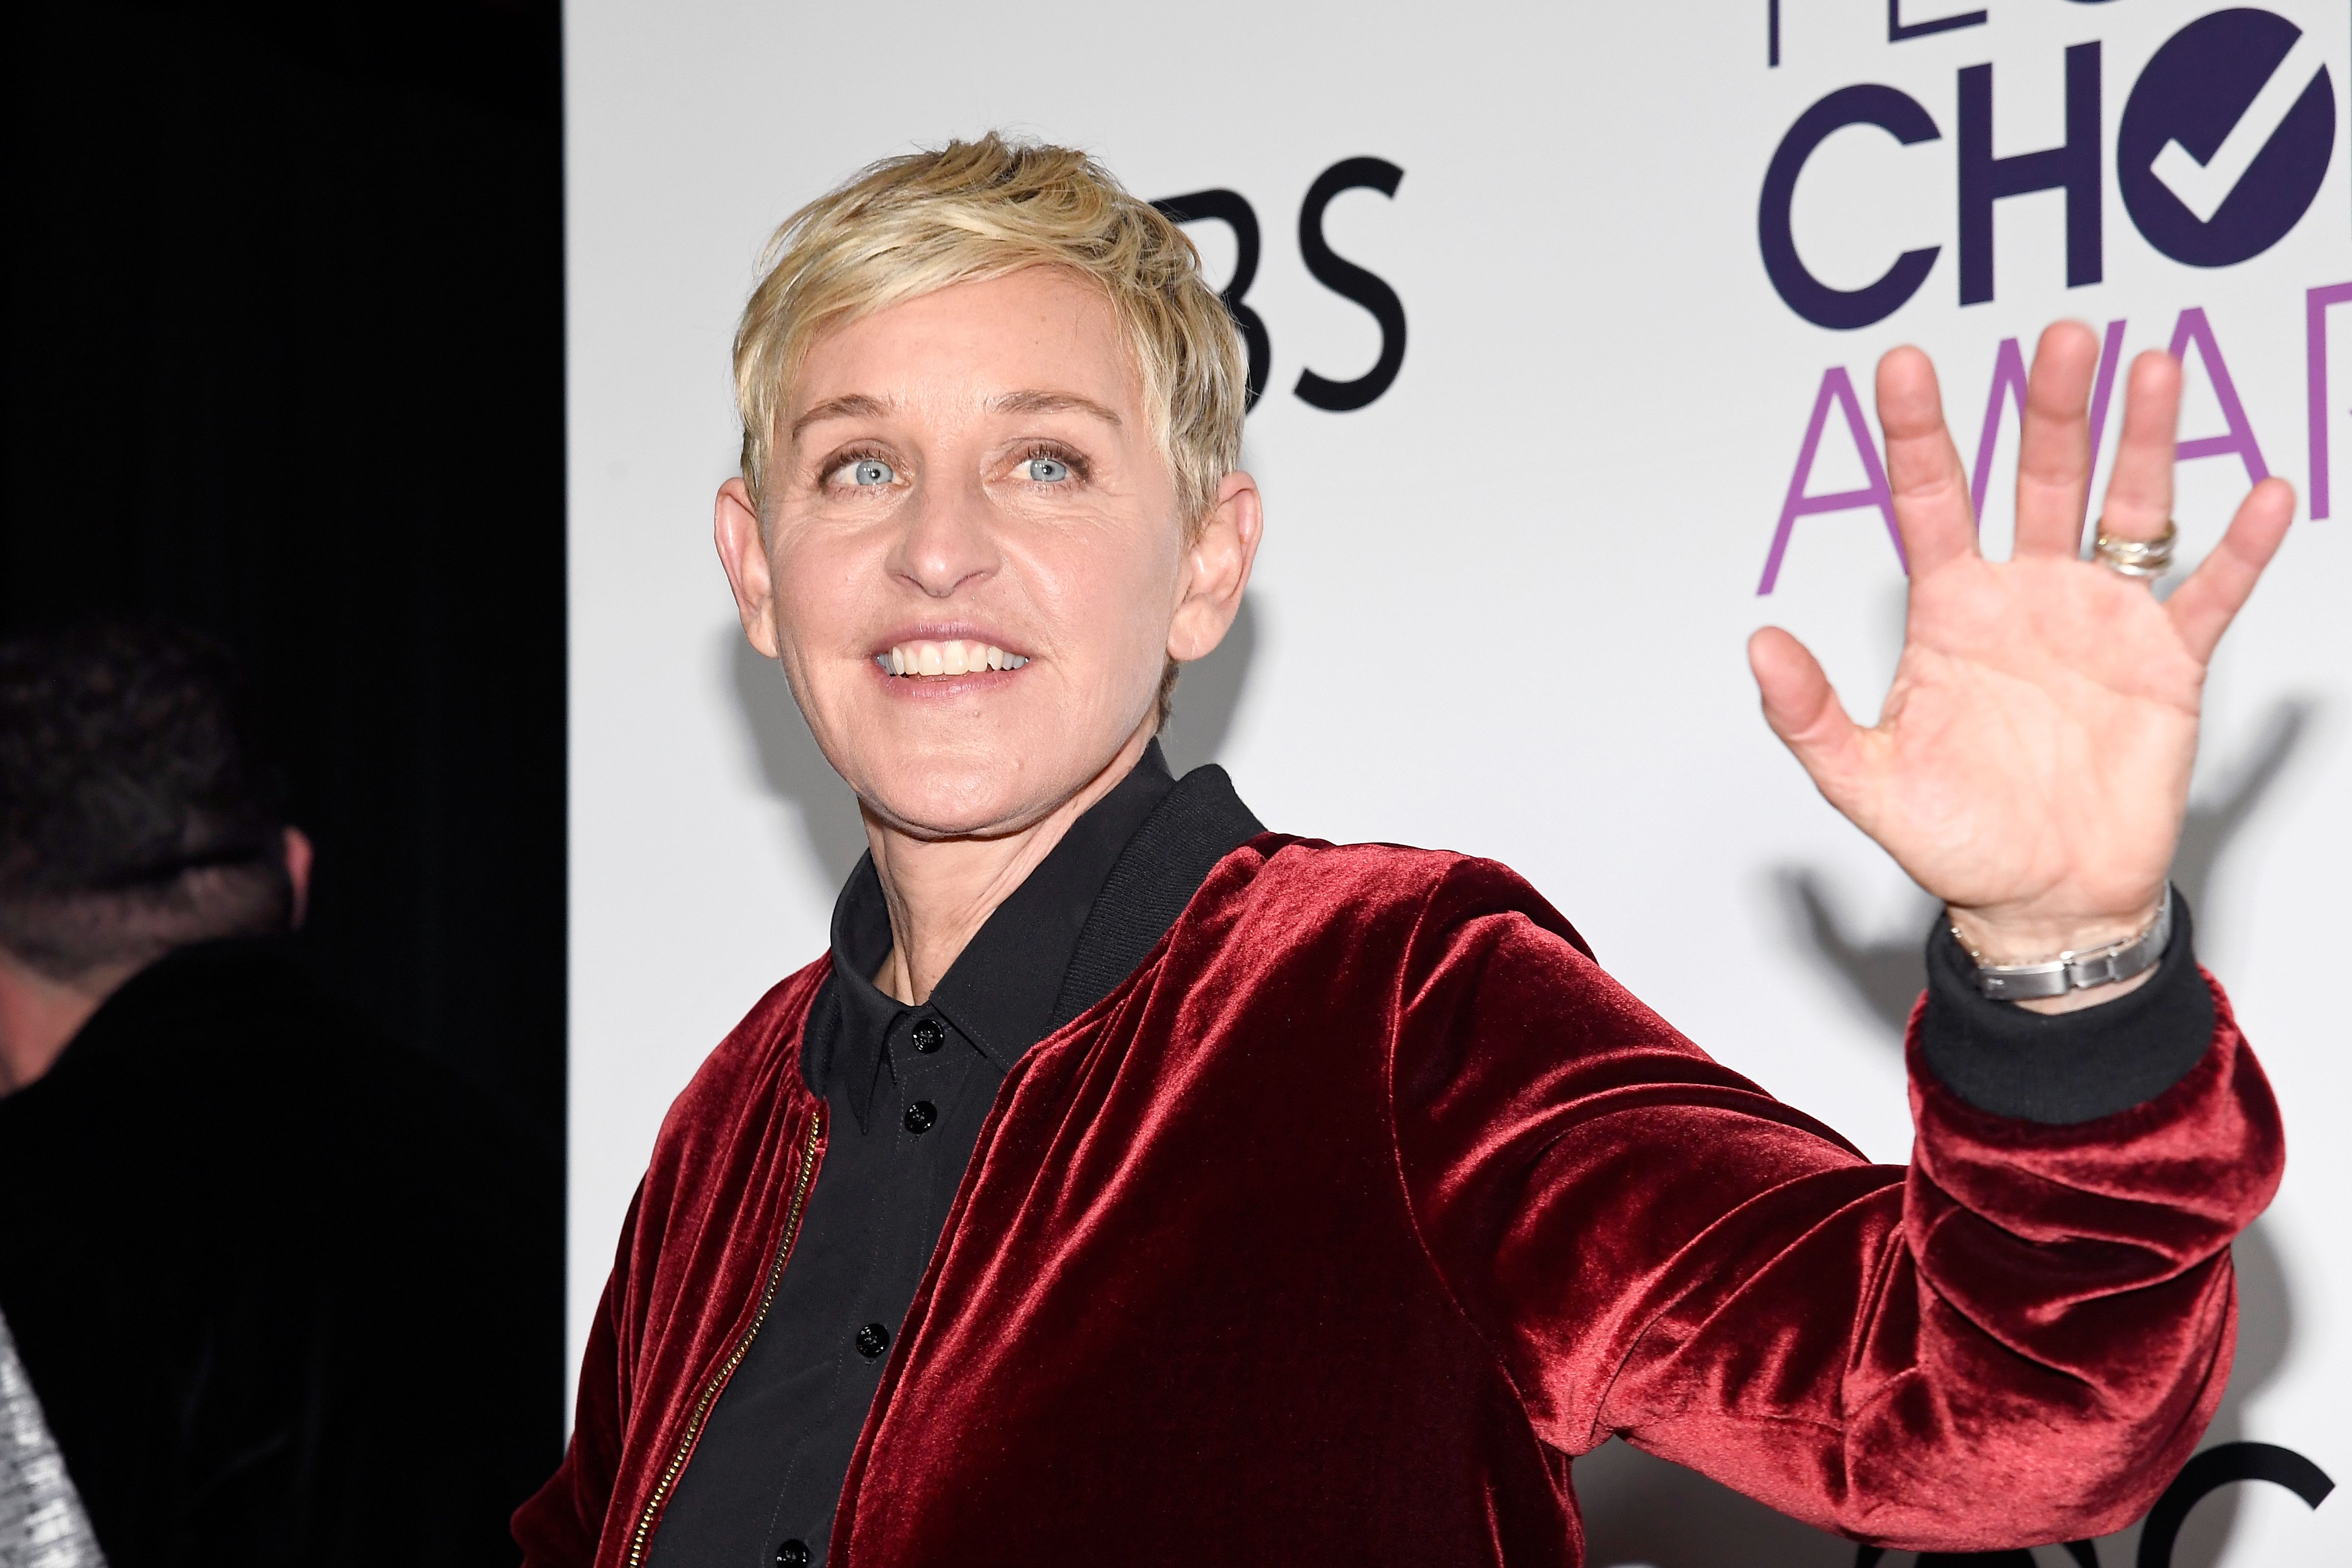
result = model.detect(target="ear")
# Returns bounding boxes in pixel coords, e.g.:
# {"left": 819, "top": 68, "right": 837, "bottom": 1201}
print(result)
{"left": 284, "top": 826, "right": 315, "bottom": 928}
{"left": 1168, "top": 471, "right": 1264, "bottom": 663}
{"left": 715, "top": 478, "right": 782, "bottom": 658}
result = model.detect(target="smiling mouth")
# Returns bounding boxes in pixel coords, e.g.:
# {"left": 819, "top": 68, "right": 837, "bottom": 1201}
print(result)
{"left": 874, "top": 639, "right": 1030, "bottom": 678}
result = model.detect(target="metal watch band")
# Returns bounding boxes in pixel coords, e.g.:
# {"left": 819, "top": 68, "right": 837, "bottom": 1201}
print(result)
{"left": 1959, "top": 886, "right": 2174, "bottom": 1002}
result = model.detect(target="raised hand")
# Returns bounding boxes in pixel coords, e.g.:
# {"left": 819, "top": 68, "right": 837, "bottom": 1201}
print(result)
{"left": 1748, "top": 322, "right": 2295, "bottom": 1004}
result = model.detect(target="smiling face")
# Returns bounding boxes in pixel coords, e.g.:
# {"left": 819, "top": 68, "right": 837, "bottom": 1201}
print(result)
{"left": 716, "top": 267, "right": 1259, "bottom": 843}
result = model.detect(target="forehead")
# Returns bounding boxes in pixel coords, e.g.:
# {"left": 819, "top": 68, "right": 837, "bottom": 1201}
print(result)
{"left": 789, "top": 268, "right": 1142, "bottom": 426}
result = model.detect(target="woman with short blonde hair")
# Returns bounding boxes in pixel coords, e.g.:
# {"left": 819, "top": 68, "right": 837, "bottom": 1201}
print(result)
{"left": 520, "top": 134, "right": 2290, "bottom": 1568}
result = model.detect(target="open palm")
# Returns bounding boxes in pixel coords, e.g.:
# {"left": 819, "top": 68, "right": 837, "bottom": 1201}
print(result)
{"left": 1749, "top": 322, "right": 2296, "bottom": 964}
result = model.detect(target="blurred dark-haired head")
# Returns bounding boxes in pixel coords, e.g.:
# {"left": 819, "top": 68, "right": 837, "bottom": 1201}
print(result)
{"left": 0, "top": 622, "right": 295, "bottom": 982}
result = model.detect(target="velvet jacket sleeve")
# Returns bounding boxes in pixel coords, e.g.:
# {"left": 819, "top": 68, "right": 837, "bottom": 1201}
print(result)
{"left": 1389, "top": 859, "right": 2282, "bottom": 1553}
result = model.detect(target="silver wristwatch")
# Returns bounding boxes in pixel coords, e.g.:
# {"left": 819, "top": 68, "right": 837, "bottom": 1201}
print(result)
{"left": 1955, "top": 886, "right": 2174, "bottom": 1002}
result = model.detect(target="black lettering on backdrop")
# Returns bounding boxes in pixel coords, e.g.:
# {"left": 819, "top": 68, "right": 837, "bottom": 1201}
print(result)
{"left": 1958, "top": 42, "right": 2102, "bottom": 305}
{"left": 1152, "top": 189, "right": 1271, "bottom": 409}
{"left": 1844, "top": 1441, "right": 2334, "bottom": 1567}
{"left": 1294, "top": 157, "right": 1408, "bottom": 412}
{"left": 2133, "top": 1441, "right": 2334, "bottom": 1568}
{"left": 1155, "top": 161, "right": 1408, "bottom": 413}
{"left": 1889, "top": 0, "right": 1987, "bottom": 43}
{"left": 1761, "top": 14, "right": 2342, "bottom": 329}
{"left": 1773, "top": 0, "right": 1993, "bottom": 70}
{"left": 1758, "top": 84, "right": 1943, "bottom": 330}
{"left": 2117, "top": 9, "right": 2336, "bottom": 269}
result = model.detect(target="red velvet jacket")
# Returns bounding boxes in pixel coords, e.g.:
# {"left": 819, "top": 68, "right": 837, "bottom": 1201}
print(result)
{"left": 517, "top": 837, "right": 2279, "bottom": 1565}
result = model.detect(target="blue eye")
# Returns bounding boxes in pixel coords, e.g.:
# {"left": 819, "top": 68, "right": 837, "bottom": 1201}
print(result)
{"left": 1024, "top": 456, "right": 1071, "bottom": 483}
{"left": 846, "top": 458, "right": 894, "bottom": 486}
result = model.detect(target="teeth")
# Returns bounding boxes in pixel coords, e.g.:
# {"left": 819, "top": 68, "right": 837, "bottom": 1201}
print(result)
{"left": 879, "top": 640, "right": 1027, "bottom": 678}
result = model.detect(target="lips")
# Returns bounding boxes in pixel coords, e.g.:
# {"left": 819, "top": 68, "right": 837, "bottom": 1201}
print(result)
{"left": 873, "top": 638, "right": 1030, "bottom": 678}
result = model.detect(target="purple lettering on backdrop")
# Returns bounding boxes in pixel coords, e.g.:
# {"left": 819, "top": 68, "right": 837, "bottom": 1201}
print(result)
{"left": 1757, "top": 366, "right": 1906, "bottom": 595}
{"left": 2167, "top": 307, "right": 2269, "bottom": 487}
{"left": 2305, "top": 282, "right": 2352, "bottom": 518}
{"left": 1967, "top": 336, "right": 2029, "bottom": 523}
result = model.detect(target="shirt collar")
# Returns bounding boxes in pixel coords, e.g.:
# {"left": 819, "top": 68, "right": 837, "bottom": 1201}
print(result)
{"left": 4, "top": 938, "right": 313, "bottom": 1108}
{"left": 825, "top": 740, "right": 1180, "bottom": 1082}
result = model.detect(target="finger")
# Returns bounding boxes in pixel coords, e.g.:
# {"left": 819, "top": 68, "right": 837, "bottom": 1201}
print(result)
{"left": 2166, "top": 477, "right": 2295, "bottom": 664}
{"left": 1749, "top": 627, "right": 1869, "bottom": 813}
{"left": 2012, "top": 321, "right": 2100, "bottom": 558}
{"left": 1875, "top": 346, "right": 1979, "bottom": 576}
{"left": 2095, "top": 351, "right": 2183, "bottom": 547}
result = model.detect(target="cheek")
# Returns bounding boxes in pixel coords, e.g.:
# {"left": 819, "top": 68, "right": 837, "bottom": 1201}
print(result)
{"left": 766, "top": 532, "right": 864, "bottom": 652}
{"left": 760, "top": 540, "right": 875, "bottom": 721}
{"left": 1033, "top": 535, "right": 1181, "bottom": 691}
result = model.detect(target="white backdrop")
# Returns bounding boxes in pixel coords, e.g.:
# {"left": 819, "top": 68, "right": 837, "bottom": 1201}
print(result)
{"left": 564, "top": 1, "right": 2348, "bottom": 1560}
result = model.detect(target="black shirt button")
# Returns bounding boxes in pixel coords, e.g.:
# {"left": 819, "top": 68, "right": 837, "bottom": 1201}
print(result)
{"left": 855, "top": 1321, "right": 890, "bottom": 1359}
{"left": 775, "top": 1542, "right": 811, "bottom": 1568}
{"left": 904, "top": 1100, "right": 937, "bottom": 1134}
{"left": 910, "top": 1016, "right": 945, "bottom": 1053}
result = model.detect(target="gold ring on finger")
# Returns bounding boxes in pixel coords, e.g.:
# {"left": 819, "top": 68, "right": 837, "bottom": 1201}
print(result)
{"left": 2094, "top": 518, "right": 2177, "bottom": 581}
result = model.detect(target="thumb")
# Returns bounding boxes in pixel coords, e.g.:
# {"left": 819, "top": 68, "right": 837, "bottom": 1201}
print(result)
{"left": 1748, "top": 627, "right": 1867, "bottom": 811}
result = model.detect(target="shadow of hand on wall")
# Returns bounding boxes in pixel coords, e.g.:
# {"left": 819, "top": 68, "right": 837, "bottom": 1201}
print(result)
{"left": 1777, "top": 698, "right": 2317, "bottom": 1040}
{"left": 724, "top": 626, "right": 870, "bottom": 887}
{"left": 1577, "top": 1438, "right": 1854, "bottom": 1567}
{"left": 2168, "top": 700, "right": 2314, "bottom": 926}
{"left": 1780, "top": 868, "right": 1937, "bottom": 1035}
{"left": 1159, "top": 594, "right": 1259, "bottom": 778}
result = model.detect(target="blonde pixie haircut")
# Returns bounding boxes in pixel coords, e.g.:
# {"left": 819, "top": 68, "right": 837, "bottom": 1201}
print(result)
{"left": 733, "top": 133, "right": 1247, "bottom": 534}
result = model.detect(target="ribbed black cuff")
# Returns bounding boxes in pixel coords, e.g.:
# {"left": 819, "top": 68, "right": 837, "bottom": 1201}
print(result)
{"left": 1918, "top": 889, "right": 2213, "bottom": 1125}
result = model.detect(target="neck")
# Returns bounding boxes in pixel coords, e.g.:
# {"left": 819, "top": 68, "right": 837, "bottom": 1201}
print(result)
{"left": 865, "top": 726, "right": 1155, "bottom": 1005}
{"left": 0, "top": 947, "right": 139, "bottom": 1096}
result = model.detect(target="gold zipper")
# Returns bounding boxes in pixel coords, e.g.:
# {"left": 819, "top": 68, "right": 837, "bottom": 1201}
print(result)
{"left": 625, "top": 1106, "right": 825, "bottom": 1568}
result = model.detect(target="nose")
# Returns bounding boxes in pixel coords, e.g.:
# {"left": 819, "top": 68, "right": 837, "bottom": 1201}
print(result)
{"left": 886, "top": 468, "right": 999, "bottom": 599}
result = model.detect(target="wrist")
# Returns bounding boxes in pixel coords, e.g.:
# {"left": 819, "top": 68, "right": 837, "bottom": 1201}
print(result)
{"left": 1945, "top": 894, "right": 2167, "bottom": 967}
{"left": 1946, "top": 886, "right": 2172, "bottom": 1006}
{"left": 1918, "top": 889, "right": 2213, "bottom": 1122}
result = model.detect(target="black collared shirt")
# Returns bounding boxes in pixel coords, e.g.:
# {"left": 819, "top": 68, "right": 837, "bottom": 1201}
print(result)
{"left": 647, "top": 745, "right": 2215, "bottom": 1566}
{"left": 651, "top": 742, "right": 1266, "bottom": 1567}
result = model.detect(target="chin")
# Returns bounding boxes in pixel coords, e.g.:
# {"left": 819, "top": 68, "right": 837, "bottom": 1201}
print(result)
{"left": 847, "top": 733, "right": 1078, "bottom": 842}
{"left": 816, "top": 667, "right": 1152, "bottom": 841}
{"left": 864, "top": 779, "right": 1026, "bottom": 841}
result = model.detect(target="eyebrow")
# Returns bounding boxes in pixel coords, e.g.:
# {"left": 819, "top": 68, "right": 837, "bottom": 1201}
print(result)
{"left": 790, "top": 393, "right": 890, "bottom": 441}
{"left": 788, "top": 387, "right": 1123, "bottom": 444}
{"left": 987, "top": 389, "right": 1122, "bottom": 426}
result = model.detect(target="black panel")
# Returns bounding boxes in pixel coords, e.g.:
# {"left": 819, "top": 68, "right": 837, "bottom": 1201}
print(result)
{"left": 2, "top": 0, "right": 568, "bottom": 1484}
